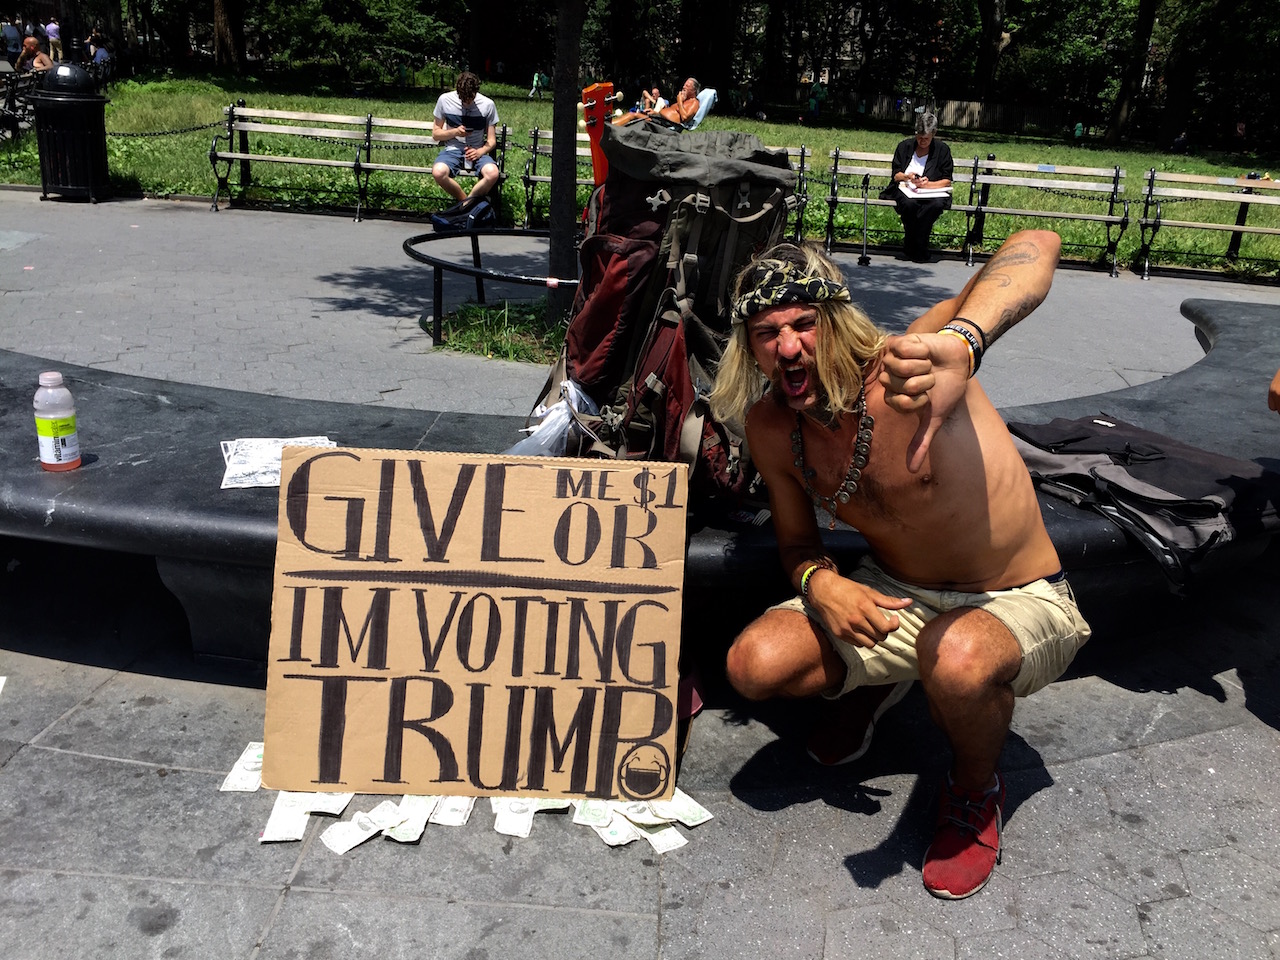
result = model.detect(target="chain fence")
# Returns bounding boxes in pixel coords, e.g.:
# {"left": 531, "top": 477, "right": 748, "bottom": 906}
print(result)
{"left": 107, "top": 120, "right": 224, "bottom": 138}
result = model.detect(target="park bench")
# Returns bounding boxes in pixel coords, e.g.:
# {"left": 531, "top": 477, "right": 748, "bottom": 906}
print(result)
{"left": 1, "top": 68, "right": 39, "bottom": 138}
{"left": 963, "top": 159, "right": 1129, "bottom": 276}
{"left": 521, "top": 126, "right": 595, "bottom": 225}
{"left": 209, "top": 103, "right": 508, "bottom": 221}
{"left": 4, "top": 298, "right": 1278, "bottom": 663}
{"left": 767, "top": 144, "right": 812, "bottom": 241}
{"left": 1137, "top": 170, "right": 1280, "bottom": 279}
{"left": 824, "top": 149, "right": 978, "bottom": 258}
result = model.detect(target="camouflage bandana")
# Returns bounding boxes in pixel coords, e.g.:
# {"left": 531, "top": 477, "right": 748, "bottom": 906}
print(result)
{"left": 731, "top": 259, "right": 851, "bottom": 325}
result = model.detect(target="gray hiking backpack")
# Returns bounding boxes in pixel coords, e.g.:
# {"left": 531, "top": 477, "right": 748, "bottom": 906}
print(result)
{"left": 534, "top": 122, "right": 798, "bottom": 508}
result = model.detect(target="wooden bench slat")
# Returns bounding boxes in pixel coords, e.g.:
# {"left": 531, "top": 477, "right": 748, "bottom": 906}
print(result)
{"left": 357, "top": 162, "right": 437, "bottom": 176}
{"left": 367, "top": 116, "right": 435, "bottom": 132}
{"left": 835, "top": 165, "right": 894, "bottom": 177}
{"left": 226, "top": 107, "right": 371, "bottom": 125}
{"left": 977, "top": 207, "right": 1126, "bottom": 223}
{"left": 1149, "top": 171, "right": 1280, "bottom": 189}
{"left": 366, "top": 131, "right": 437, "bottom": 147}
{"left": 975, "top": 175, "right": 1117, "bottom": 193}
{"left": 982, "top": 160, "right": 1125, "bottom": 178}
{"left": 231, "top": 120, "right": 369, "bottom": 141}
{"left": 1148, "top": 218, "right": 1280, "bottom": 235}
{"left": 213, "top": 152, "right": 356, "bottom": 168}
{"left": 1149, "top": 186, "right": 1280, "bottom": 205}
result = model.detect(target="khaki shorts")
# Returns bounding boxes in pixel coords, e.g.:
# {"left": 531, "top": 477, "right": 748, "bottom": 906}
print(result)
{"left": 771, "top": 557, "right": 1091, "bottom": 699}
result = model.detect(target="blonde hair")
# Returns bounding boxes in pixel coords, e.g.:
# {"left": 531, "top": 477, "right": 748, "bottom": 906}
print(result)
{"left": 709, "top": 242, "right": 885, "bottom": 424}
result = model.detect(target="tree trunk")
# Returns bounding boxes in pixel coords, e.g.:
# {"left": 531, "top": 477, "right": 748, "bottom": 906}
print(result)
{"left": 972, "top": 0, "right": 1006, "bottom": 101}
{"left": 1103, "top": 0, "right": 1158, "bottom": 145}
{"left": 213, "top": 0, "right": 247, "bottom": 72}
{"left": 548, "top": 0, "right": 588, "bottom": 324}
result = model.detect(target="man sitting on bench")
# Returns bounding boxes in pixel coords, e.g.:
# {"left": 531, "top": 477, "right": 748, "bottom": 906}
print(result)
{"left": 431, "top": 71, "right": 500, "bottom": 203}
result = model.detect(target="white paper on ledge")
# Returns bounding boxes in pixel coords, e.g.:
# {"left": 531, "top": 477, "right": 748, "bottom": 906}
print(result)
{"left": 220, "top": 436, "right": 336, "bottom": 489}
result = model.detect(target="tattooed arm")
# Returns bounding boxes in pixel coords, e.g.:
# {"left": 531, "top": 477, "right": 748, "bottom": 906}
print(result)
{"left": 904, "top": 230, "right": 1061, "bottom": 340}
{"left": 881, "top": 230, "right": 1061, "bottom": 471}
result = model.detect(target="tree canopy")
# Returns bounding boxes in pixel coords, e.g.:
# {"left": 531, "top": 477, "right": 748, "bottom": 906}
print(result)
{"left": 87, "top": 0, "right": 1272, "bottom": 146}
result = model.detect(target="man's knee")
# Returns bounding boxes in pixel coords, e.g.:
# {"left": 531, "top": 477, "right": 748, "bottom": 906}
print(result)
{"left": 725, "top": 627, "right": 792, "bottom": 701}
{"left": 917, "top": 609, "right": 1020, "bottom": 697}
{"left": 432, "top": 163, "right": 452, "bottom": 184}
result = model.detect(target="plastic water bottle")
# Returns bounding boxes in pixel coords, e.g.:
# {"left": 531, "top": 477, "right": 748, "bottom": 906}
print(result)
{"left": 33, "top": 371, "right": 82, "bottom": 471}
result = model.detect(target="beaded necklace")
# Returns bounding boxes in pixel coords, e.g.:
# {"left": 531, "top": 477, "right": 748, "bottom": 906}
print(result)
{"left": 790, "top": 385, "right": 875, "bottom": 530}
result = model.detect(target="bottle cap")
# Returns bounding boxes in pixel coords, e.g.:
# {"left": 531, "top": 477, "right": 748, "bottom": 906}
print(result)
{"left": 39, "top": 371, "right": 64, "bottom": 388}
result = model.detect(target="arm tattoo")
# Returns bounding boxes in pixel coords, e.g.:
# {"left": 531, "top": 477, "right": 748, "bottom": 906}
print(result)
{"left": 970, "top": 240, "right": 1045, "bottom": 345}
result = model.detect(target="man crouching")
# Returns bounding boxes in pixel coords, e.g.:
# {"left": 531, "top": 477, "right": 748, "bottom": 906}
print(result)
{"left": 708, "top": 231, "right": 1091, "bottom": 899}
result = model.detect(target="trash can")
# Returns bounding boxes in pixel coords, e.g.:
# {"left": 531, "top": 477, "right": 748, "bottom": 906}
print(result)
{"left": 31, "top": 64, "right": 110, "bottom": 202}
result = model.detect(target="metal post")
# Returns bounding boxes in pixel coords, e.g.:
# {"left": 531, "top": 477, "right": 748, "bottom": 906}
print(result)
{"left": 970, "top": 153, "right": 994, "bottom": 250}
{"left": 470, "top": 233, "right": 486, "bottom": 304}
{"left": 1226, "top": 172, "right": 1260, "bottom": 261}
{"left": 858, "top": 173, "right": 871, "bottom": 266}
{"left": 433, "top": 264, "right": 444, "bottom": 346}
{"left": 236, "top": 98, "right": 250, "bottom": 187}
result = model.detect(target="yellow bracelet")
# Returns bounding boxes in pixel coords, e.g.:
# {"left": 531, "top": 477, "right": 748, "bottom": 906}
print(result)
{"left": 937, "top": 328, "right": 976, "bottom": 378}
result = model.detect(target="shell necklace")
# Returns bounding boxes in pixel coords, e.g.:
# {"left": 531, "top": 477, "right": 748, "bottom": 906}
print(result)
{"left": 791, "top": 384, "right": 875, "bottom": 530}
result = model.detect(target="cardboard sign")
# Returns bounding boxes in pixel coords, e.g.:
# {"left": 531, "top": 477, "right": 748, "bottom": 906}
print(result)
{"left": 262, "top": 447, "right": 687, "bottom": 801}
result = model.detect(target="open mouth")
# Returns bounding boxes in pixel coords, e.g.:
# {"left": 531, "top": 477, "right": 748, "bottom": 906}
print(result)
{"left": 779, "top": 362, "right": 810, "bottom": 399}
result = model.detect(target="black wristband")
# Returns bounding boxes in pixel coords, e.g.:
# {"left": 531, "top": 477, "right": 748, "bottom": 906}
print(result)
{"left": 949, "top": 316, "right": 989, "bottom": 352}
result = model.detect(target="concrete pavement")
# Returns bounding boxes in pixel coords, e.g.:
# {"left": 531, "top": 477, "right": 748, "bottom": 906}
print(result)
{"left": 2, "top": 189, "right": 1280, "bottom": 959}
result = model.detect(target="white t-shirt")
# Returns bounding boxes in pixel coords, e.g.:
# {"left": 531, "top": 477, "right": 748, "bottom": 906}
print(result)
{"left": 433, "top": 91, "right": 499, "bottom": 149}
{"left": 905, "top": 149, "right": 928, "bottom": 178}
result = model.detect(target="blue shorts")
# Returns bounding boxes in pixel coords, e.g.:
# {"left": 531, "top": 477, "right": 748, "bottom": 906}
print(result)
{"left": 435, "top": 144, "right": 497, "bottom": 177}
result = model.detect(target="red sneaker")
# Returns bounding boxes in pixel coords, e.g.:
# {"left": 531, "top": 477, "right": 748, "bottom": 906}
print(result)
{"left": 806, "top": 680, "right": 913, "bottom": 766}
{"left": 922, "top": 774, "right": 1005, "bottom": 899}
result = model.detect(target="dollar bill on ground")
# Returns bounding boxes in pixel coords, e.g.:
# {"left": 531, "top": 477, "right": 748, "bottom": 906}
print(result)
{"left": 428, "top": 795, "right": 476, "bottom": 826}
{"left": 610, "top": 799, "right": 674, "bottom": 827}
{"left": 321, "top": 800, "right": 405, "bottom": 855}
{"left": 637, "top": 822, "right": 688, "bottom": 854}
{"left": 259, "top": 791, "right": 354, "bottom": 842}
{"left": 591, "top": 812, "right": 643, "bottom": 847}
{"left": 648, "top": 788, "right": 713, "bottom": 828}
{"left": 383, "top": 795, "right": 441, "bottom": 843}
{"left": 572, "top": 798, "right": 613, "bottom": 827}
{"left": 219, "top": 741, "right": 264, "bottom": 792}
{"left": 535, "top": 798, "right": 573, "bottom": 812}
{"left": 492, "top": 797, "right": 537, "bottom": 838}
{"left": 0, "top": 677, "right": 6, "bottom": 699}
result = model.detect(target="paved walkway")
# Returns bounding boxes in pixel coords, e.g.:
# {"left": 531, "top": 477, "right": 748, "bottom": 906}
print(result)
{"left": 2, "top": 189, "right": 1280, "bottom": 959}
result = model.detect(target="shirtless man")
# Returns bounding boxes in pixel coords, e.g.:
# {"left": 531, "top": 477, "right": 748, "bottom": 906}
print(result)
{"left": 708, "top": 230, "right": 1091, "bottom": 899}
{"left": 614, "top": 77, "right": 701, "bottom": 127}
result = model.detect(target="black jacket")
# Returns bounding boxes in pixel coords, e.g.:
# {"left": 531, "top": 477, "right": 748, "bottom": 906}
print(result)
{"left": 880, "top": 136, "right": 954, "bottom": 202}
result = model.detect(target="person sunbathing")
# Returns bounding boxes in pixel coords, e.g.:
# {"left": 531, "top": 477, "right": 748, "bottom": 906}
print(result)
{"left": 614, "top": 77, "right": 702, "bottom": 128}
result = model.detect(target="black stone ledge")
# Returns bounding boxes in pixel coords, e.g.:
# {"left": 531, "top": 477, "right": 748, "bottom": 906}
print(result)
{"left": 2, "top": 297, "right": 1278, "bottom": 660}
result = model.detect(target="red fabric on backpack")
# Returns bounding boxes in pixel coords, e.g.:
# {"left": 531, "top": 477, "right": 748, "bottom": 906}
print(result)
{"left": 565, "top": 232, "right": 662, "bottom": 400}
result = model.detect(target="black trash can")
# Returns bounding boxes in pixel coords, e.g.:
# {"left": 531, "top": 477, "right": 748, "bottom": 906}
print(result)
{"left": 31, "top": 64, "right": 110, "bottom": 202}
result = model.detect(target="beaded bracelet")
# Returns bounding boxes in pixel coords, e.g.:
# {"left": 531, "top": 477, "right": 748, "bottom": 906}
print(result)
{"left": 940, "top": 323, "right": 983, "bottom": 376}
{"left": 799, "top": 558, "right": 836, "bottom": 599}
